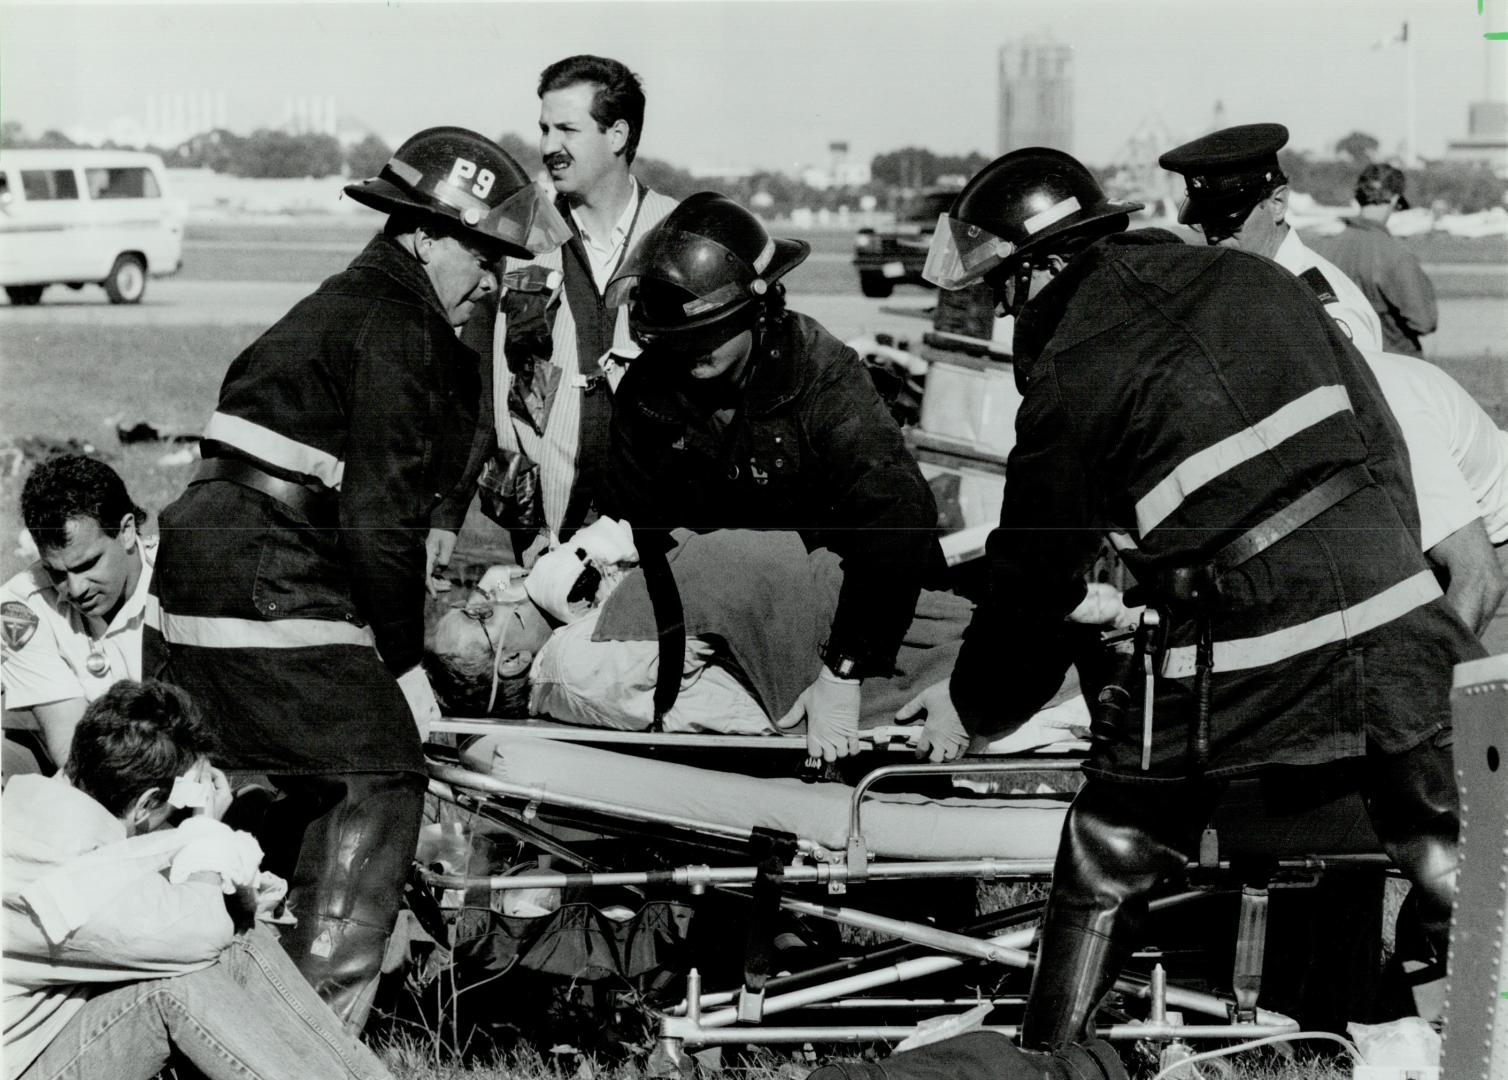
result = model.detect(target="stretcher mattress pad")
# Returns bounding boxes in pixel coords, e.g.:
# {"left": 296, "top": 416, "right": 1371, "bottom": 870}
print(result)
{"left": 459, "top": 732, "right": 1069, "bottom": 861}
{"left": 455, "top": 732, "right": 1387, "bottom": 863}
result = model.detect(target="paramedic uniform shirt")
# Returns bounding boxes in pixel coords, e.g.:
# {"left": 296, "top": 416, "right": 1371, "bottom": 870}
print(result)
{"left": 1271, "top": 228, "right": 1383, "bottom": 351}
{"left": 1, "top": 537, "right": 157, "bottom": 716}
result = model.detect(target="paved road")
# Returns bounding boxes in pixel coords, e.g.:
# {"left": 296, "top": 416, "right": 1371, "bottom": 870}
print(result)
{"left": 2, "top": 276, "right": 1502, "bottom": 358}
{"left": 0, "top": 278, "right": 939, "bottom": 345}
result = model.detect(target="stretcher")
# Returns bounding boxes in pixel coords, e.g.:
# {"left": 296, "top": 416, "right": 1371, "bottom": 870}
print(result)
{"left": 421, "top": 708, "right": 1399, "bottom": 1075}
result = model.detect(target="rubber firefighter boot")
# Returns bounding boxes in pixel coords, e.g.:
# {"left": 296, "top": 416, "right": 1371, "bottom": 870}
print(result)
{"left": 1363, "top": 735, "right": 1460, "bottom": 1018}
{"left": 1020, "top": 781, "right": 1197, "bottom": 1050}
{"left": 275, "top": 771, "right": 425, "bottom": 1035}
{"left": 1362, "top": 735, "right": 1460, "bottom": 964}
{"left": 279, "top": 914, "right": 394, "bottom": 1034}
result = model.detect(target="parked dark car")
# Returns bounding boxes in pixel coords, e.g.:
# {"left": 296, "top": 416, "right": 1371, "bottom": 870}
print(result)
{"left": 852, "top": 189, "right": 957, "bottom": 298}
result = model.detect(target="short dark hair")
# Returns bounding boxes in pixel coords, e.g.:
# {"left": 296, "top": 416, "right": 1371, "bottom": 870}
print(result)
{"left": 383, "top": 212, "right": 506, "bottom": 262}
{"left": 21, "top": 455, "right": 146, "bottom": 552}
{"left": 538, "top": 55, "right": 646, "bottom": 166}
{"left": 65, "top": 680, "right": 218, "bottom": 817}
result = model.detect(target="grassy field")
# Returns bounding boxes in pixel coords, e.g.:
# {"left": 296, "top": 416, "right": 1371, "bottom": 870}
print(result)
{"left": 171, "top": 222, "right": 1508, "bottom": 301}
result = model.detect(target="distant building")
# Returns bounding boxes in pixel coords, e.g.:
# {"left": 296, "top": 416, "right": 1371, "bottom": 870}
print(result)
{"left": 1444, "top": 101, "right": 1508, "bottom": 178}
{"left": 799, "top": 140, "right": 871, "bottom": 190}
{"left": 278, "top": 96, "right": 339, "bottom": 139}
{"left": 689, "top": 163, "right": 759, "bottom": 182}
{"left": 997, "top": 36, "right": 1073, "bottom": 155}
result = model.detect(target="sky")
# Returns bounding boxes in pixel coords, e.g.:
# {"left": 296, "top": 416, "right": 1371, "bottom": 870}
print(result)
{"left": 2, "top": 0, "right": 1505, "bottom": 172}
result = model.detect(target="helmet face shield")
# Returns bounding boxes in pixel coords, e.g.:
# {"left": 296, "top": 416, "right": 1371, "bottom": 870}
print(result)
{"left": 605, "top": 226, "right": 762, "bottom": 320}
{"left": 922, "top": 213, "right": 1017, "bottom": 291}
{"left": 482, "top": 183, "right": 571, "bottom": 256}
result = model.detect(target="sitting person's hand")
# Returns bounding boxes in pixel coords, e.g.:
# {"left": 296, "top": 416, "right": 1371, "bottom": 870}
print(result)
{"left": 896, "top": 679, "right": 971, "bottom": 763}
{"left": 778, "top": 668, "right": 862, "bottom": 762}
{"left": 169, "top": 818, "right": 264, "bottom": 895}
{"left": 252, "top": 871, "right": 290, "bottom": 921}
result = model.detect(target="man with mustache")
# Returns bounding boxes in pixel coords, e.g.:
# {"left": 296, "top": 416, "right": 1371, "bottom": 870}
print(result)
{"left": 428, "top": 55, "right": 678, "bottom": 575}
{"left": 144, "top": 127, "right": 564, "bottom": 1032}
{"left": 2, "top": 455, "right": 155, "bottom": 773}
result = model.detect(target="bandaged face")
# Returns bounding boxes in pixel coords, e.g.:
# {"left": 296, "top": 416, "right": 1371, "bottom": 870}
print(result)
{"left": 525, "top": 518, "right": 639, "bottom": 624}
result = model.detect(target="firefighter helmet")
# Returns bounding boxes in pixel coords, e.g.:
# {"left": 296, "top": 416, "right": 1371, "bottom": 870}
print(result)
{"left": 923, "top": 148, "right": 1142, "bottom": 290}
{"left": 605, "top": 192, "right": 809, "bottom": 339}
{"left": 344, "top": 126, "right": 570, "bottom": 259}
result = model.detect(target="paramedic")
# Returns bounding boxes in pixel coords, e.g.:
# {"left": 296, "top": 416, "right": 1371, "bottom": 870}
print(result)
{"left": 923, "top": 147, "right": 1481, "bottom": 1049}
{"left": 2, "top": 455, "right": 155, "bottom": 772}
{"left": 144, "top": 127, "right": 567, "bottom": 1032}
{"left": 600, "top": 192, "right": 944, "bottom": 763}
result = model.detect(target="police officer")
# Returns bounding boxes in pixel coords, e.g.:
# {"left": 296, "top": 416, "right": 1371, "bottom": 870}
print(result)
{"left": 146, "top": 127, "right": 567, "bottom": 1031}
{"left": 1160, "top": 123, "right": 1383, "bottom": 349}
{"left": 599, "top": 192, "right": 943, "bottom": 763}
{"left": 924, "top": 148, "right": 1480, "bottom": 1049}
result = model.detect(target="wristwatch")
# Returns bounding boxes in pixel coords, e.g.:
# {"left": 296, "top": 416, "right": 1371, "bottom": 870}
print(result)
{"left": 819, "top": 640, "right": 863, "bottom": 680}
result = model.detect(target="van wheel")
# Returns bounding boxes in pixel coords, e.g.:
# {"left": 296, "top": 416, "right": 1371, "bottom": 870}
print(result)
{"left": 104, "top": 255, "right": 147, "bottom": 304}
{"left": 858, "top": 271, "right": 894, "bottom": 298}
{"left": 5, "top": 286, "right": 45, "bottom": 306}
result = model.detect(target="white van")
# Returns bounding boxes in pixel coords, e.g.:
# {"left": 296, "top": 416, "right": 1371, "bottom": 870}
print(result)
{"left": 0, "top": 148, "right": 185, "bottom": 305}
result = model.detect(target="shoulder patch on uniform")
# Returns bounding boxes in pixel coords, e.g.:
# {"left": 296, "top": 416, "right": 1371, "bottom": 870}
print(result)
{"left": 1298, "top": 266, "right": 1340, "bottom": 306}
{"left": 2, "top": 600, "right": 39, "bottom": 652}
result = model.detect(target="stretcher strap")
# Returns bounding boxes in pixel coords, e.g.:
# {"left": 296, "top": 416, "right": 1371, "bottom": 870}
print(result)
{"left": 742, "top": 828, "right": 799, "bottom": 1006}
{"left": 640, "top": 541, "right": 687, "bottom": 721}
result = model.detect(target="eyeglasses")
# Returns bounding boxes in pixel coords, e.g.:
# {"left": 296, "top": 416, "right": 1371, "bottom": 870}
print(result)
{"left": 453, "top": 600, "right": 499, "bottom": 654}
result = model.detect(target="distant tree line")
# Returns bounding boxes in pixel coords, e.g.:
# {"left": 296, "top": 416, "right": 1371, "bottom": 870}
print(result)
{"left": 2, "top": 120, "right": 392, "bottom": 181}
{"left": 1280, "top": 131, "right": 1506, "bottom": 214}
{"left": 5, "top": 119, "right": 1504, "bottom": 213}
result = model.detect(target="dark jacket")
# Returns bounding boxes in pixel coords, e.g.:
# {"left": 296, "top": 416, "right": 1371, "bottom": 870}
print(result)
{"left": 951, "top": 230, "right": 1481, "bottom": 781}
{"left": 601, "top": 310, "right": 943, "bottom": 676}
{"left": 148, "top": 235, "right": 479, "bottom": 773}
{"left": 1314, "top": 217, "right": 1438, "bottom": 357}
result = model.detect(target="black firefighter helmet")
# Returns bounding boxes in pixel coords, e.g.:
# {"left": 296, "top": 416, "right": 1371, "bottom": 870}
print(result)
{"left": 344, "top": 126, "right": 569, "bottom": 260}
{"left": 605, "top": 192, "right": 809, "bottom": 342}
{"left": 923, "top": 147, "right": 1143, "bottom": 291}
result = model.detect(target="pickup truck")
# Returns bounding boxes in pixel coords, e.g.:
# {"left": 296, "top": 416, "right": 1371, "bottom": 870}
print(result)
{"left": 851, "top": 189, "right": 956, "bottom": 298}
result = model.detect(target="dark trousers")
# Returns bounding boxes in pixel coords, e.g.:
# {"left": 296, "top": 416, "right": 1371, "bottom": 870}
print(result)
{"left": 1021, "top": 733, "right": 1460, "bottom": 1048}
{"left": 241, "top": 771, "right": 426, "bottom": 1035}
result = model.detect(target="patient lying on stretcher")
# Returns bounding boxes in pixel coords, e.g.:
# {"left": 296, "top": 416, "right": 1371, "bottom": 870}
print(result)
{"left": 424, "top": 519, "right": 1094, "bottom": 757}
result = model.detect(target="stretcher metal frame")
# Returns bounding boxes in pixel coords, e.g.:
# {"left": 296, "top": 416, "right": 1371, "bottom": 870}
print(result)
{"left": 421, "top": 720, "right": 1405, "bottom": 1072}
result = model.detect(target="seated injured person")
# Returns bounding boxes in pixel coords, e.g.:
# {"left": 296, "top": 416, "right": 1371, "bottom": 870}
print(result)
{"left": 2, "top": 679, "right": 393, "bottom": 1080}
{"left": 425, "top": 518, "right": 1099, "bottom": 760}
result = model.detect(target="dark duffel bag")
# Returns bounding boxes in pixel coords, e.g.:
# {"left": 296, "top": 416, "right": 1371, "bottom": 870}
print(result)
{"left": 807, "top": 1030, "right": 1128, "bottom": 1080}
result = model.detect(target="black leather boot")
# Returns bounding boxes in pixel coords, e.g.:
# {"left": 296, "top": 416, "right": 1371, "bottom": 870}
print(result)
{"left": 1020, "top": 781, "right": 1208, "bottom": 1050}
{"left": 1361, "top": 732, "right": 1460, "bottom": 963}
{"left": 274, "top": 770, "right": 426, "bottom": 1034}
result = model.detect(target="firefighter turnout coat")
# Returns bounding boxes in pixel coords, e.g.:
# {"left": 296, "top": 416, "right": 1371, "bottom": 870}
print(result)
{"left": 950, "top": 230, "right": 1482, "bottom": 781}
{"left": 145, "top": 235, "right": 480, "bottom": 774}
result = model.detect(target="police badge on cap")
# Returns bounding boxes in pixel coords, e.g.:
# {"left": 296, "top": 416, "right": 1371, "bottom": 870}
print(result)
{"left": 1159, "top": 123, "right": 1290, "bottom": 225}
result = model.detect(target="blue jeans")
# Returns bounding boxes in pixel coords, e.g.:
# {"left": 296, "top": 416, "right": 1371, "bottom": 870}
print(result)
{"left": 18, "top": 926, "right": 392, "bottom": 1080}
